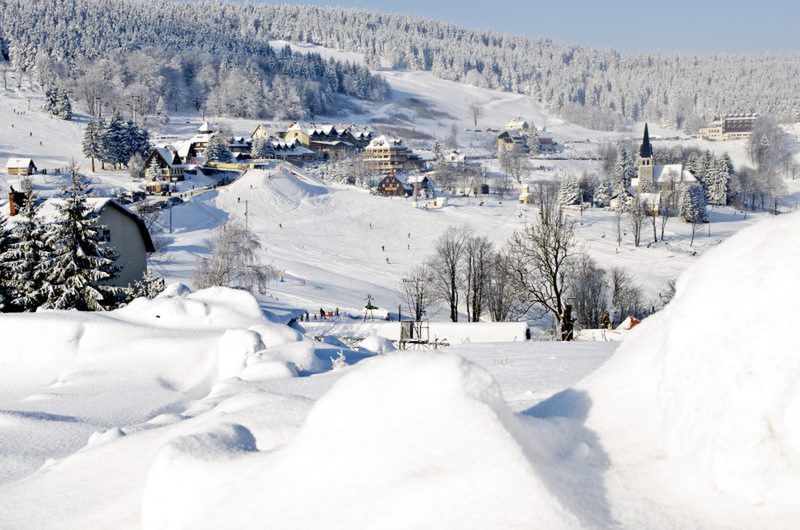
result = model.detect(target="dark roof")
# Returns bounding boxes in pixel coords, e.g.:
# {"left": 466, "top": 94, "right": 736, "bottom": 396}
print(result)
{"left": 639, "top": 123, "right": 653, "bottom": 158}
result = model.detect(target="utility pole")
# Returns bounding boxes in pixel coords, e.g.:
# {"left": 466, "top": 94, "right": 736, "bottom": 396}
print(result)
{"left": 245, "top": 200, "right": 249, "bottom": 229}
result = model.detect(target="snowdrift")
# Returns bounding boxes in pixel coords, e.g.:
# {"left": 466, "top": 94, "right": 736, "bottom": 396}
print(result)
{"left": 580, "top": 212, "right": 800, "bottom": 516}
{"left": 142, "top": 353, "right": 581, "bottom": 529}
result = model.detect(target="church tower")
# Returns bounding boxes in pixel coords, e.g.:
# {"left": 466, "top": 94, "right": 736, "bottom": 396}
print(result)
{"left": 638, "top": 123, "right": 655, "bottom": 192}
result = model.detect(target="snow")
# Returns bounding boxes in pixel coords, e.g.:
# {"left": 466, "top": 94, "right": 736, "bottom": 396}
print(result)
{"left": 357, "top": 333, "right": 396, "bottom": 354}
{"left": 141, "top": 353, "right": 582, "bottom": 530}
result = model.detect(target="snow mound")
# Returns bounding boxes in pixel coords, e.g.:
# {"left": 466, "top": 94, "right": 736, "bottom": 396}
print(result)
{"left": 142, "top": 423, "right": 258, "bottom": 529}
{"left": 358, "top": 333, "right": 396, "bottom": 354}
{"left": 582, "top": 212, "right": 800, "bottom": 510}
{"left": 239, "top": 360, "right": 298, "bottom": 381}
{"left": 157, "top": 283, "right": 192, "bottom": 298}
{"left": 144, "top": 353, "right": 580, "bottom": 529}
{"left": 217, "top": 329, "right": 264, "bottom": 380}
{"left": 255, "top": 340, "right": 328, "bottom": 374}
{"left": 248, "top": 323, "right": 303, "bottom": 347}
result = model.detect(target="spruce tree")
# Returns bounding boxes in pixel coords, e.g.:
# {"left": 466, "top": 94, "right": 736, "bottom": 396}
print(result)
{"left": 155, "top": 96, "right": 169, "bottom": 124}
{"left": 132, "top": 269, "right": 166, "bottom": 299}
{"left": 83, "top": 119, "right": 103, "bottom": 172}
{"left": 5, "top": 186, "right": 50, "bottom": 311}
{"left": 205, "top": 133, "right": 232, "bottom": 163}
{"left": 40, "top": 165, "right": 121, "bottom": 311}
{"left": 558, "top": 173, "right": 579, "bottom": 206}
{"left": 594, "top": 177, "right": 614, "bottom": 207}
{"left": 251, "top": 137, "right": 273, "bottom": 159}
{"left": 0, "top": 214, "right": 13, "bottom": 311}
{"left": 680, "top": 183, "right": 707, "bottom": 223}
{"left": 55, "top": 87, "right": 72, "bottom": 120}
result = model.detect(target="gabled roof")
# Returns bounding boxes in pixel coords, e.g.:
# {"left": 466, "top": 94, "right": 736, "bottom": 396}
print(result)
{"left": 150, "top": 146, "right": 181, "bottom": 168}
{"left": 6, "top": 158, "right": 35, "bottom": 169}
{"left": 197, "top": 121, "right": 215, "bottom": 134}
{"left": 173, "top": 141, "right": 197, "bottom": 159}
{"left": 32, "top": 198, "right": 155, "bottom": 252}
{"left": 653, "top": 164, "right": 696, "bottom": 183}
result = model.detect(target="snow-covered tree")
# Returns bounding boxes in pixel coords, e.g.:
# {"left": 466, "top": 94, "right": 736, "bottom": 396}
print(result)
{"left": 40, "top": 165, "right": 122, "bottom": 311}
{"left": 83, "top": 119, "right": 104, "bottom": 172}
{"left": 594, "top": 177, "right": 614, "bottom": 207}
{"left": 5, "top": 186, "right": 50, "bottom": 311}
{"left": 155, "top": 96, "right": 169, "bottom": 124}
{"left": 205, "top": 133, "right": 232, "bottom": 163}
{"left": 131, "top": 269, "right": 166, "bottom": 299}
{"left": 0, "top": 214, "right": 13, "bottom": 310}
{"left": 54, "top": 86, "right": 72, "bottom": 120}
{"left": 613, "top": 147, "right": 636, "bottom": 192}
{"left": 680, "top": 183, "right": 707, "bottom": 223}
{"left": 145, "top": 157, "right": 162, "bottom": 182}
{"left": 558, "top": 173, "right": 579, "bottom": 206}
{"left": 251, "top": 137, "right": 273, "bottom": 159}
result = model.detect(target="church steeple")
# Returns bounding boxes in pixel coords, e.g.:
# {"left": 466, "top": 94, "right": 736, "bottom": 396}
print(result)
{"left": 639, "top": 123, "right": 653, "bottom": 158}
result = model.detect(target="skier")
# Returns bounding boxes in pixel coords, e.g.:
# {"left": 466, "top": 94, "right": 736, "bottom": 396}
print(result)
{"left": 320, "top": 308, "right": 325, "bottom": 319}
{"left": 305, "top": 311, "right": 310, "bottom": 321}
{"left": 279, "top": 223, "right": 283, "bottom": 229}
{"left": 386, "top": 257, "right": 390, "bottom": 264}
{"left": 381, "top": 245, "right": 385, "bottom": 251}
{"left": 334, "top": 307, "right": 339, "bottom": 317}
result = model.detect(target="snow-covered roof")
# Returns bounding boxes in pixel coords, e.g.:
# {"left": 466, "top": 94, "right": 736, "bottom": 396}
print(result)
{"left": 310, "top": 140, "right": 354, "bottom": 148}
{"left": 505, "top": 117, "right": 529, "bottom": 130}
{"left": 288, "top": 122, "right": 348, "bottom": 137}
{"left": 173, "top": 141, "right": 196, "bottom": 158}
{"left": 6, "top": 158, "right": 35, "bottom": 169}
{"left": 405, "top": 174, "right": 429, "bottom": 184}
{"left": 367, "top": 135, "right": 404, "bottom": 148}
{"left": 197, "top": 121, "right": 215, "bottom": 134}
{"left": 349, "top": 126, "right": 373, "bottom": 140}
{"left": 12, "top": 198, "right": 155, "bottom": 252}
{"left": 152, "top": 146, "right": 180, "bottom": 168}
{"left": 653, "top": 164, "right": 696, "bottom": 183}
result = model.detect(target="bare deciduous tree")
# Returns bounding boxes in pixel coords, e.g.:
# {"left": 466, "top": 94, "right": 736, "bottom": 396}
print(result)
{"left": 486, "top": 252, "right": 526, "bottom": 322}
{"left": 468, "top": 102, "right": 483, "bottom": 128}
{"left": 430, "top": 226, "right": 469, "bottom": 322}
{"left": 628, "top": 199, "right": 644, "bottom": 247}
{"left": 570, "top": 253, "right": 608, "bottom": 330}
{"left": 506, "top": 205, "right": 577, "bottom": 339}
{"left": 401, "top": 264, "right": 437, "bottom": 322}
{"left": 462, "top": 235, "right": 493, "bottom": 322}
{"left": 193, "top": 223, "right": 275, "bottom": 294}
{"left": 608, "top": 267, "right": 645, "bottom": 325}
{"left": 499, "top": 144, "right": 529, "bottom": 185}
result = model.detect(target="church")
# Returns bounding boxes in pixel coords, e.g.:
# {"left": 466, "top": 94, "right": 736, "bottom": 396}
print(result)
{"left": 631, "top": 124, "right": 696, "bottom": 194}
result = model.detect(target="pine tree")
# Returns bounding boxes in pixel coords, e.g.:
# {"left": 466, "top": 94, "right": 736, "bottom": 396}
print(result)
{"left": 83, "top": 119, "right": 103, "bottom": 172}
{"left": 5, "top": 186, "right": 50, "bottom": 311}
{"left": 101, "top": 115, "right": 127, "bottom": 169}
{"left": 613, "top": 147, "right": 635, "bottom": 192}
{"left": 145, "top": 157, "right": 162, "bottom": 182}
{"left": 594, "top": 177, "right": 614, "bottom": 207}
{"left": 0, "top": 214, "right": 13, "bottom": 310}
{"left": 251, "top": 137, "right": 273, "bottom": 159}
{"left": 54, "top": 87, "right": 72, "bottom": 120}
{"left": 558, "top": 173, "right": 579, "bottom": 206}
{"left": 527, "top": 125, "right": 541, "bottom": 154}
{"left": 40, "top": 165, "right": 121, "bottom": 311}
{"left": 155, "top": 96, "right": 169, "bottom": 124}
{"left": 132, "top": 269, "right": 166, "bottom": 299}
{"left": 680, "top": 183, "right": 707, "bottom": 223}
{"left": 43, "top": 83, "right": 59, "bottom": 116}
{"left": 205, "top": 133, "right": 232, "bottom": 163}
{"left": 706, "top": 159, "right": 729, "bottom": 206}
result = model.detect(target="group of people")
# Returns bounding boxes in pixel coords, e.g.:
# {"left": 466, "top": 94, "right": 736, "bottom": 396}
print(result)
{"left": 298, "top": 307, "right": 341, "bottom": 322}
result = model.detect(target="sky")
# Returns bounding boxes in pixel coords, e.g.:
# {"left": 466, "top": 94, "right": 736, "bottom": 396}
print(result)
{"left": 264, "top": 0, "right": 800, "bottom": 54}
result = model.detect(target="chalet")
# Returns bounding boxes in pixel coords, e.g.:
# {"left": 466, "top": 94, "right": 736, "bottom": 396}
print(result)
{"left": 187, "top": 121, "right": 216, "bottom": 152}
{"left": 284, "top": 122, "right": 350, "bottom": 147}
{"left": 444, "top": 150, "right": 467, "bottom": 166}
{"left": 6, "top": 158, "right": 37, "bottom": 176}
{"left": 144, "top": 147, "right": 184, "bottom": 193}
{"left": 609, "top": 188, "right": 637, "bottom": 210}
{"left": 18, "top": 198, "right": 155, "bottom": 288}
{"left": 632, "top": 124, "right": 697, "bottom": 194}
{"left": 497, "top": 129, "right": 528, "bottom": 152}
{"left": 699, "top": 114, "right": 758, "bottom": 141}
{"left": 308, "top": 139, "right": 355, "bottom": 161}
{"left": 505, "top": 117, "right": 530, "bottom": 131}
{"left": 270, "top": 138, "right": 315, "bottom": 164}
{"left": 348, "top": 126, "right": 374, "bottom": 149}
{"left": 404, "top": 174, "right": 434, "bottom": 198}
{"left": 229, "top": 136, "right": 252, "bottom": 155}
{"left": 538, "top": 137, "right": 559, "bottom": 153}
{"left": 250, "top": 123, "right": 272, "bottom": 141}
{"left": 519, "top": 184, "right": 534, "bottom": 205}
{"left": 174, "top": 141, "right": 199, "bottom": 164}
{"left": 377, "top": 173, "right": 406, "bottom": 197}
{"left": 364, "top": 135, "right": 409, "bottom": 173}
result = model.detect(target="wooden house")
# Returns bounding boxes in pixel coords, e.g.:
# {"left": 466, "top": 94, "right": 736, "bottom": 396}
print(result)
{"left": 377, "top": 173, "right": 406, "bottom": 197}
{"left": 144, "top": 147, "right": 183, "bottom": 193}
{"left": 6, "top": 158, "right": 37, "bottom": 176}
{"left": 250, "top": 123, "right": 272, "bottom": 141}
{"left": 497, "top": 129, "right": 528, "bottom": 152}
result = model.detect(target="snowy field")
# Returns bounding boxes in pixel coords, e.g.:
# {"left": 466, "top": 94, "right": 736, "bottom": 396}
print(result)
{"left": 1, "top": 211, "right": 799, "bottom": 528}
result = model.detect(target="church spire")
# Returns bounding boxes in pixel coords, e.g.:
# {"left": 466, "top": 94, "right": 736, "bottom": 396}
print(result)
{"left": 639, "top": 123, "right": 653, "bottom": 158}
